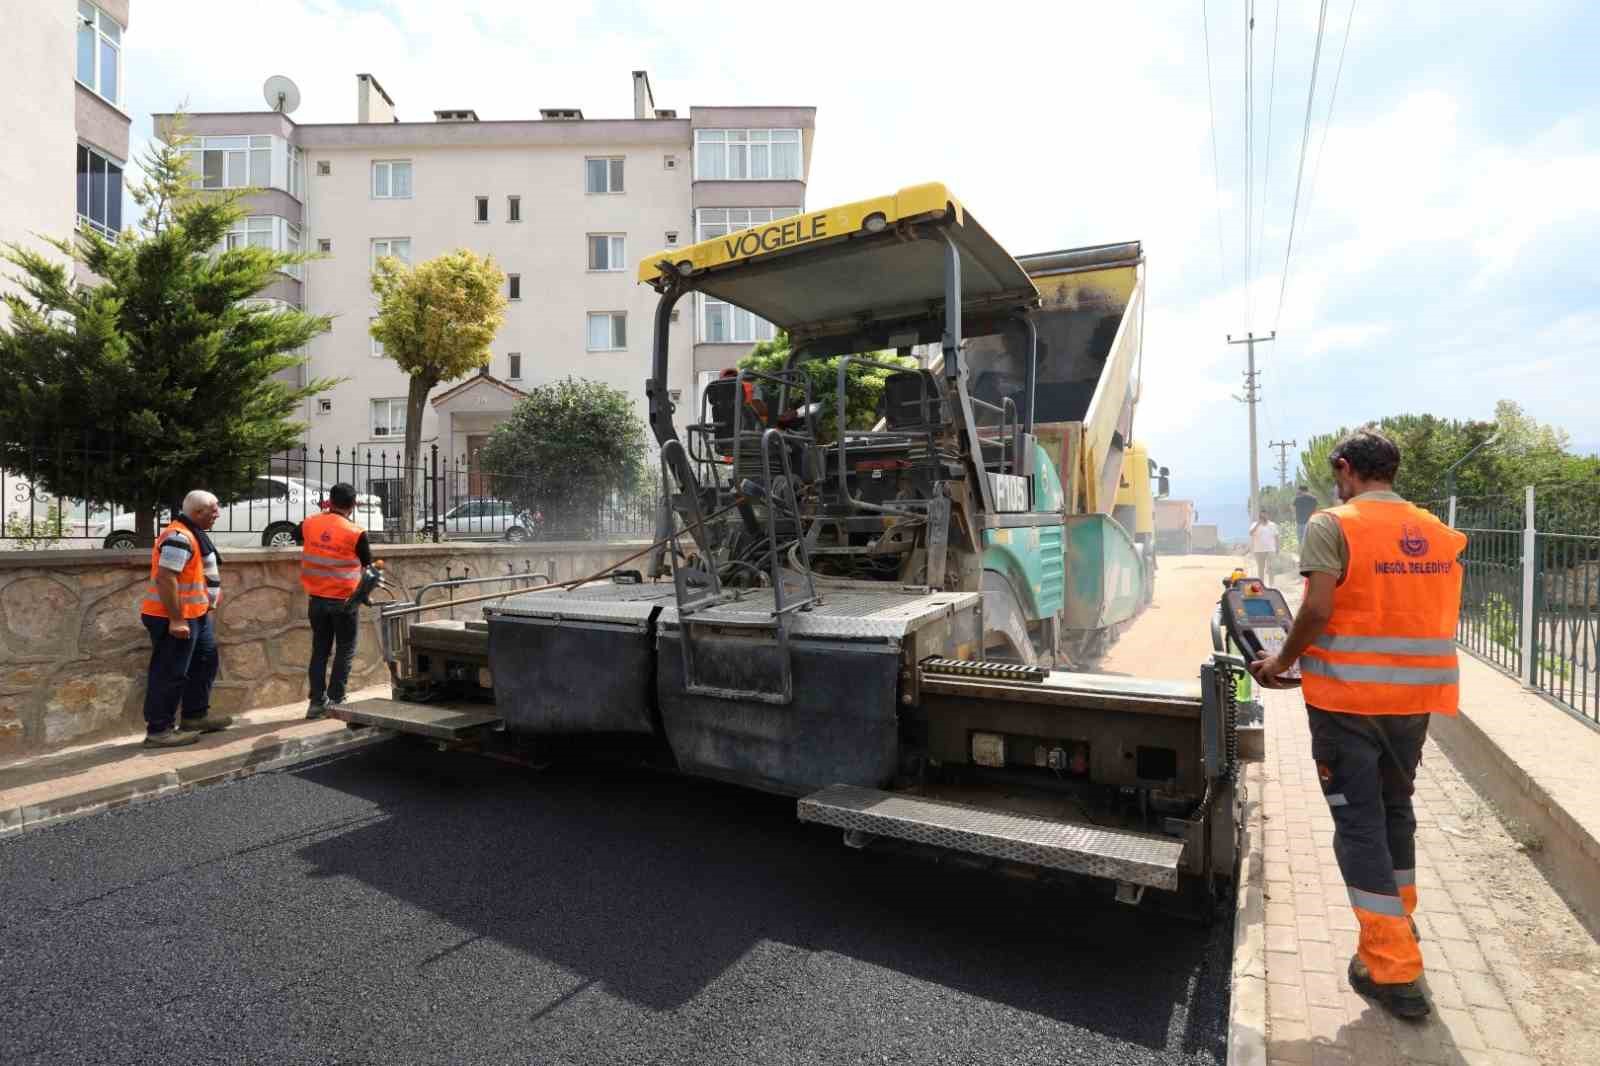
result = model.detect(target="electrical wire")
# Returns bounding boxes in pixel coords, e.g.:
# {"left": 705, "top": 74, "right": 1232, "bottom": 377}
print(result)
{"left": 1296, "top": 0, "right": 1357, "bottom": 297}
{"left": 1243, "top": 0, "right": 1254, "bottom": 327}
{"left": 1254, "top": 0, "right": 1281, "bottom": 287}
{"left": 1272, "top": 0, "right": 1331, "bottom": 331}
{"left": 1201, "top": 0, "right": 1230, "bottom": 293}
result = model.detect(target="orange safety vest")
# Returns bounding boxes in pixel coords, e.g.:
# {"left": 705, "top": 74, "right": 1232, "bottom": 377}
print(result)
{"left": 140, "top": 521, "right": 212, "bottom": 620}
{"left": 300, "top": 511, "right": 365, "bottom": 599}
{"left": 1300, "top": 498, "right": 1468, "bottom": 715}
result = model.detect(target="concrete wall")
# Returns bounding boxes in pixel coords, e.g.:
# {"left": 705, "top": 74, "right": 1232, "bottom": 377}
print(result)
{"left": 0, "top": 540, "right": 649, "bottom": 759}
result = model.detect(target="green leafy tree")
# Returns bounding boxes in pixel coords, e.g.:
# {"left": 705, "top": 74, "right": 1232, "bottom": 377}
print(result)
{"left": 737, "top": 330, "right": 917, "bottom": 443}
{"left": 0, "top": 116, "right": 334, "bottom": 545}
{"left": 476, "top": 378, "right": 648, "bottom": 539}
{"left": 370, "top": 249, "right": 508, "bottom": 535}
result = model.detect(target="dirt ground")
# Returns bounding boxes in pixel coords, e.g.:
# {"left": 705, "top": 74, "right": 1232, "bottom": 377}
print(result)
{"left": 1094, "top": 552, "right": 1600, "bottom": 1066}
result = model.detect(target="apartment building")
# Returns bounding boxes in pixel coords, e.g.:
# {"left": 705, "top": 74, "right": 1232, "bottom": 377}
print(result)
{"left": 0, "top": 1, "right": 132, "bottom": 313}
{"left": 159, "top": 72, "right": 816, "bottom": 489}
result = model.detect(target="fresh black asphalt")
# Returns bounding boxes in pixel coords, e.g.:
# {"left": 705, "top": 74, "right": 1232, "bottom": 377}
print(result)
{"left": 0, "top": 741, "right": 1232, "bottom": 1065}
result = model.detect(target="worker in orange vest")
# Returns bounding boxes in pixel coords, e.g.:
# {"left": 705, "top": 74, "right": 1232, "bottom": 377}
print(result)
{"left": 1249, "top": 427, "right": 1466, "bottom": 1020}
{"left": 300, "top": 483, "right": 373, "bottom": 719}
{"left": 138, "top": 490, "right": 234, "bottom": 747}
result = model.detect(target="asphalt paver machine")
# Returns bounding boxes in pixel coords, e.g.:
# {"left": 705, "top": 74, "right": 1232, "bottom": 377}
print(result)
{"left": 342, "top": 184, "right": 1253, "bottom": 914}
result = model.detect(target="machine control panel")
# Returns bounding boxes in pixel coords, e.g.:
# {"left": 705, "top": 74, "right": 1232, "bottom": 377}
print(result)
{"left": 1220, "top": 580, "right": 1300, "bottom": 686}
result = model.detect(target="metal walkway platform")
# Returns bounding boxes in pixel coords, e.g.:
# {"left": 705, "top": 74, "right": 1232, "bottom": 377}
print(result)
{"left": 797, "top": 784, "right": 1186, "bottom": 890}
{"left": 332, "top": 699, "right": 502, "bottom": 741}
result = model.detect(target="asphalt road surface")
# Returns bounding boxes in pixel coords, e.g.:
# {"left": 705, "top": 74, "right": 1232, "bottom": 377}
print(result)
{"left": 0, "top": 742, "right": 1232, "bottom": 1065}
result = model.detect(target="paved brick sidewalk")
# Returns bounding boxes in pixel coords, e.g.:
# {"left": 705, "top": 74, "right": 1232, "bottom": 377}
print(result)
{"left": 1260, "top": 682, "right": 1542, "bottom": 1065}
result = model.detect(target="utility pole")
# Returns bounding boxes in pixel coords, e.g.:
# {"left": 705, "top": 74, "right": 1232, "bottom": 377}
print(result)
{"left": 1227, "top": 331, "right": 1275, "bottom": 518}
{"left": 1269, "top": 439, "right": 1297, "bottom": 488}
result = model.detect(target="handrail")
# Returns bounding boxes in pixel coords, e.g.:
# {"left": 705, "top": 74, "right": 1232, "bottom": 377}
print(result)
{"left": 834, "top": 354, "right": 933, "bottom": 518}
{"left": 413, "top": 571, "right": 550, "bottom": 609}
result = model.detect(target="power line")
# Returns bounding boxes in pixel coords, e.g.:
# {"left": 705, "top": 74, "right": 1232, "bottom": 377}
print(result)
{"left": 1298, "top": 0, "right": 1357, "bottom": 270}
{"left": 1243, "top": 0, "right": 1254, "bottom": 327}
{"left": 1201, "top": 1, "right": 1229, "bottom": 292}
{"left": 1254, "top": 0, "right": 1281, "bottom": 288}
{"left": 1272, "top": 0, "right": 1330, "bottom": 332}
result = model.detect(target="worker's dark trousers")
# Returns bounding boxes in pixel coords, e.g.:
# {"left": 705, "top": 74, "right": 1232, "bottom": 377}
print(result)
{"left": 1307, "top": 706, "right": 1430, "bottom": 984}
{"left": 307, "top": 596, "right": 359, "bottom": 705}
{"left": 140, "top": 612, "right": 219, "bottom": 734}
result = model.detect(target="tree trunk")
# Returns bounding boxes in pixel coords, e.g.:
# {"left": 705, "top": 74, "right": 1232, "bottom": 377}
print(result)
{"left": 135, "top": 507, "right": 157, "bottom": 548}
{"left": 401, "top": 374, "right": 435, "bottom": 543}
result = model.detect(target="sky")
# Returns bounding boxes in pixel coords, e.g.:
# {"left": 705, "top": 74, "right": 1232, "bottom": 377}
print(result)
{"left": 121, "top": 0, "right": 1600, "bottom": 537}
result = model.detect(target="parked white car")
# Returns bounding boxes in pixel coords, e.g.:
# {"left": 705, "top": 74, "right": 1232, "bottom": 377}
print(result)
{"left": 422, "top": 498, "right": 540, "bottom": 542}
{"left": 93, "top": 476, "right": 386, "bottom": 549}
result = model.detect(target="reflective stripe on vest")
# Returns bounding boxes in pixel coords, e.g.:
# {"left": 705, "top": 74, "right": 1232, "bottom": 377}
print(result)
{"left": 300, "top": 512, "right": 364, "bottom": 598}
{"left": 1300, "top": 499, "right": 1468, "bottom": 716}
{"left": 140, "top": 523, "right": 212, "bottom": 619}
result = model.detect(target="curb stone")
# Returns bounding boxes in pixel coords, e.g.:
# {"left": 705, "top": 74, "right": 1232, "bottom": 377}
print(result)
{"left": 1227, "top": 761, "right": 1267, "bottom": 1066}
{"left": 0, "top": 727, "right": 389, "bottom": 839}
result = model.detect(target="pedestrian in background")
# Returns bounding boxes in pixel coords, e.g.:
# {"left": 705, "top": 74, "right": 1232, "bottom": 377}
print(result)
{"left": 1294, "top": 483, "right": 1320, "bottom": 545}
{"left": 300, "top": 483, "right": 372, "bottom": 719}
{"left": 138, "top": 490, "right": 233, "bottom": 747}
{"left": 1248, "top": 427, "right": 1466, "bottom": 1019}
{"left": 1249, "top": 510, "right": 1279, "bottom": 584}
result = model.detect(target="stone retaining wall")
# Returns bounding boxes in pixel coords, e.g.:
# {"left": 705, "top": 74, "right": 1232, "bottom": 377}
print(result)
{"left": 0, "top": 541, "right": 649, "bottom": 759}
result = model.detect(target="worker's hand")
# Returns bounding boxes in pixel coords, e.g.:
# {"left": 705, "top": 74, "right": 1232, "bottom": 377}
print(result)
{"left": 1247, "top": 649, "right": 1294, "bottom": 689}
{"left": 168, "top": 620, "right": 191, "bottom": 639}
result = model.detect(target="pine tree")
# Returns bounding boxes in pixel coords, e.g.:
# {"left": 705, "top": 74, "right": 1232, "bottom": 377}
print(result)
{"left": 0, "top": 116, "right": 335, "bottom": 545}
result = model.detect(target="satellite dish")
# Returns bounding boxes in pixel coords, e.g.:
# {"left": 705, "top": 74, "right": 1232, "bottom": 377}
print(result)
{"left": 263, "top": 75, "right": 301, "bottom": 115}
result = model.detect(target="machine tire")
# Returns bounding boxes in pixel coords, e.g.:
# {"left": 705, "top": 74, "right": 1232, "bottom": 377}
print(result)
{"left": 262, "top": 522, "right": 300, "bottom": 548}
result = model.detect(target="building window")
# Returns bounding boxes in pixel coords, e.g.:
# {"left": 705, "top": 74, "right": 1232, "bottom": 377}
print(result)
{"left": 287, "top": 145, "right": 303, "bottom": 198}
{"left": 586, "top": 312, "right": 626, "bottom": 351}
{"left": 225, "top": 216, "right": 274, "bottom": 251}
{"left": 507, "top": 353, "right": 522, "bottom": 380}
{"left": 372, "top": 160, "right": 413, "bottom": 199}
{"left": 371, "top": 237, "right": 412, "bottom": 267}
{"left": 75, "top": 144, "right": 123, "bottom": 237}
{"left": 507, "top": 196, "right": 521, "bottom": 222}
{"left": 700, "top": 296, "right": 777, "bottom": 345}
{"left": 694, "top": 129, "right": 802, "bottom": 181}
{"left": 285, "top": 223, "right": 302, "bottom": 279}
{"left": 693, "top": 209, "right": 797, "bottom": 343}
{"left": 508, "top": 274, "right": 521, "bottom": 301}
{"left": 695, "top": 207, "right": 800, "bottom": 243}
{"left": 587, "top": 235, "right": 626, "bottom": 272}
{"left": 316, "top": 160, "right": 332, "bottom": 176}
{"left": 664, "top": 154, "right": 679, "bottom": 171}
{"left": 585, "top": 157, "right": 624, "bottom": 194}
{"left": 317, "top": 238, "right": 332, "bottom": 253}
{"left": 370, "top": 398, "right": 407, "bottom": 438}
{"left": 665, "top": 231, "right": 679, "bottom": 246}
{"left": 370, "top": 317, "right": 385, "bottom": 358}
{"left": 76, "top": 2, "right": 122, "bottom": 105}
{"left": 185, "top": 136, "right": 272, "bottom": 190}
{"left": 474, "top": 196, "right": 489, "bottom": 223}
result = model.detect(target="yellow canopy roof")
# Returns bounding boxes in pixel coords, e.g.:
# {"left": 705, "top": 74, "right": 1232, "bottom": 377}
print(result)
{"left": 636, "top": 183, "right": 1038, "bottom": 344}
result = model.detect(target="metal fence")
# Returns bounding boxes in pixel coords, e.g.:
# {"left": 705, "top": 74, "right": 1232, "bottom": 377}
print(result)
{"left": 2, "top": 441, "right": 659, "bottom": 550}
{"left": 1427, "top": 485, "right": 1600, "bottom": 729}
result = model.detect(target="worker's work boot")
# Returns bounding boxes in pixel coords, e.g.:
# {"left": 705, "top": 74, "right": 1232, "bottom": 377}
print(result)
{"left": 179, "top": 714, "right": 233, "bottom": 734}
{"left": 1348, "top": 955, "right": 1430, "bottom": 1020}
{"left": 305, "top": 700, "right": 328, "bottom": 721}
{"left": 143, "top": 729, "right": 200, "bottom": 749}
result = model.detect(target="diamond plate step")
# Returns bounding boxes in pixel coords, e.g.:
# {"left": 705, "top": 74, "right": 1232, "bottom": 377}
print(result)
{"left": 332, "top": 699, "right": 501, "bottom": 741}
{"left": 797, "top": 784, "right": 1185, "bottom": 890}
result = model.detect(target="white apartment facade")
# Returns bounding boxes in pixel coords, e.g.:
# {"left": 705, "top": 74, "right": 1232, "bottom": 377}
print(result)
{"left": 0, "top": 1, "right": 131, "bottom": 314}
{"left": 159, "top": 72, "right": 815, "bottom": 501}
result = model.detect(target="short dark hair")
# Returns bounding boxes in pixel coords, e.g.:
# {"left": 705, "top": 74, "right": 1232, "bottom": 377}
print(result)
{"left": 1328, "top": 427, "right": 1401, "bottom": 483}
{"left": 329, "top": 482, "right": 358, "bottom": 509}
{"left": 1297, "top": 483, "right": 1308, "bottom": 491}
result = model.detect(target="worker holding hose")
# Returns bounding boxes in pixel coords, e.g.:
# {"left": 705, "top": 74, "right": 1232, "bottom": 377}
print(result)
{"left": 1248, "top": 427, "right": 1466, "bottom": 1021}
